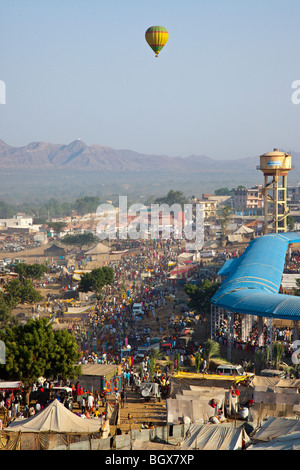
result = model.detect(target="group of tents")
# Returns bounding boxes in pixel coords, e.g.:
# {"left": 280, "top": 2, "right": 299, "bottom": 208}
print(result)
{"left": 2, "top": 371, "right": 300, "bottom": 450}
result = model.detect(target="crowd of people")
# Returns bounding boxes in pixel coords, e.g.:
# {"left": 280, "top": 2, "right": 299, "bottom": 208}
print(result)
{"left": 0, "top": 238, "right": 198, "bottom": 428}
{"left": 2, "top": 236, "right": 300, "bottom": 430}
{"left": 72, "top": 238, "right": 199, "bottom": 367}
{"left": 284, "top": 250, "right": 300, "bottom": 274}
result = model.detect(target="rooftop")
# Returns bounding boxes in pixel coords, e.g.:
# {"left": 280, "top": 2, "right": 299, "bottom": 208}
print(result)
{"left": 212, "top": 232, "right": 300, "bottom": 320}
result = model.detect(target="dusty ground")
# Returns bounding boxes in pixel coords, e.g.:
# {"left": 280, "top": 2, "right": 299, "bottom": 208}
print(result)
{"left": 72, "top": 388, "right": 168, "bottom": 434}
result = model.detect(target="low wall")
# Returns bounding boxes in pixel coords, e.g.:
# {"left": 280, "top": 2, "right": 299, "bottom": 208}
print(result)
{"left": 51, "top": 424, "right": 185, "bottom": 450}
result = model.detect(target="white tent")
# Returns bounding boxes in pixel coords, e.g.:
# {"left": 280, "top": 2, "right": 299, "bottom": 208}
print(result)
{"left": 4, "top": 399, "right": 101, "bottom": 434}
{"left": 178, "top": 252, "right": 195, "bottom": 262}
{"left": 248, "top": 416, "right": 300, "bottom": 450}
{"left": 233, "top": 225, "right": 254, "bottom": 235}
{"left": 180, "top": 423, "right": 250, "bottom": 450}
{"left": 0, "top": 381, "right": 22, "bottom": 390}
{"left": 84, "top": 243, "right": 110, "bottom": 255}
{"left": 252, "top": 376, "right": 300, "bottom": 389}
{"left": 247, "top": 431, "right": 300, "bottom": 450}
{"left": 250, "top": 416, "right": 300, "bottom": 443}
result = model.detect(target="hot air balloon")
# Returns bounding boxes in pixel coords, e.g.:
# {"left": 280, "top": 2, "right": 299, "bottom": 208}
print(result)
{"left": 145, "top": 26, "right": 168, "bottom": 57}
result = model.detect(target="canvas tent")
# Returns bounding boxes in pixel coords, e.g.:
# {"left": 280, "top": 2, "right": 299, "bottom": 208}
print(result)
{"left": 247, "top": 432, "right": 300, "bottom": 450}
{"left": 77, "top": 363, "right": 122, "bottom": 394}
{"left": 250, "top": 416, "right": 300, "bottom": 443}
{"left": 1, "top": 399, "right": 102, "bottom": 450}
{"left": 44, "top": 244, "right": 65, "bottom": 257}
{"left": 248, "top": 376, "right": 300, "bottom": 421}
{"left": 167, "top": 385, "right": 227, "bottom": 424}
{"left": 247, "top": 417, "right": 300, "bottom": 450}
{"left": 177, "top": 252, "right": 195, "bottom": 263}
{"left": 0, "top": 381, "right": 22, "bottom": 390}
{"left": 180, "top": 423, "right": 250, "bottom": 450}
{"left": 251, "top": 376, "right": 300, "bottom": 390}
{"left": 233, "top": 225, "right": 254, "bottom": 235}
{"left": 170, "top": 372, "right": 248, "bottom": 398}
{"left": 84, "top": 243, "right": 110, "bottom": 255}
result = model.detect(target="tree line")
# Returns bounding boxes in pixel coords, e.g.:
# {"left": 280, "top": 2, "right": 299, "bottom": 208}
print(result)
{"left": 0, "top": 196, "right": 101, "bottom": 220}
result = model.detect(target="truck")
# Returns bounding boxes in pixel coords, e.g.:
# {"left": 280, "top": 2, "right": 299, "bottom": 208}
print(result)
{"left": 140, "top": 382, "right": 161, "bottom": 402}
{"left": 132, "top": 303, "right": 143, "bottom": 316}
{"left": 200, "top": 250, "right": 215, "bottom": 258}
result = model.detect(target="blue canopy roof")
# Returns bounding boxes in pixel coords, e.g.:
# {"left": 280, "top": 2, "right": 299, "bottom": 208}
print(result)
{"left": 211, "top": 232, "right": 300, "bottom": 320}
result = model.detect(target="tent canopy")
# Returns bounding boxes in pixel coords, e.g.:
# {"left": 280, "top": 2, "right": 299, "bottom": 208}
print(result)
{"left": 180, "top": 423, "right": 250, "bottom": 450}
{"left": 84, "top": 243, "right": 109, "bottom": 255}
{"left": 0, "top": 381, "right": 22, "bottom": 390}
{"left": 250, "top": 417, "right": 300, "bottom": 444}
{"left": 4, "top": 399, "right": 101, "bottom": 434}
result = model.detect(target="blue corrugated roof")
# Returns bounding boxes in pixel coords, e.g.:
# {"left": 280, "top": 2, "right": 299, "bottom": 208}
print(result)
{"left": 212, "top": 232, "right": 300, "bottom": 320}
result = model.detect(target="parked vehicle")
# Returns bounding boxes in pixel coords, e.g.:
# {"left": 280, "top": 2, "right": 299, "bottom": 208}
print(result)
{"left": 259, "top": 369, "right": 285, "bottom": 378}
{"left": 140, "top": 382, "right": 161, "bottom": 402}
{"left": 132, "top": 303, "right": 143, "bottom": 315}
{"left": 50, "top": 386, "right": 74, "bottom": 410}
{"left": 216, "top": 364, "right": 254, "bottom": 377}
{"left": 200, "top": 250, "right": 215, "bottom": 258}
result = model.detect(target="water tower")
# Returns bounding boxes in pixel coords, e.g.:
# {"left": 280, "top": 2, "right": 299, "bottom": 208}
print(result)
{"left": 258, "top": 149, "right": 292, "bottom": 234}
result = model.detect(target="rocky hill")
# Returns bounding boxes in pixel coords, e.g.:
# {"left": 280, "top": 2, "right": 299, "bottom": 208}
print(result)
{"left": 0, "top": 139, "right": 299, "bottom": 202}
{"left": 0, "top": 138, "right": 258, "bottom": 172}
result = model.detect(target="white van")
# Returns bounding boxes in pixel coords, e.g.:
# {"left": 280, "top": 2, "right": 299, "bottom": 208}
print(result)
{"left": 200, "top": 250, "right": 215, "bottom": 258}
{"left": 216, "top": 364, "right": 254, "bottom": 377}
{"left": 132, "top": 303, "right": 143, "bottom": 316}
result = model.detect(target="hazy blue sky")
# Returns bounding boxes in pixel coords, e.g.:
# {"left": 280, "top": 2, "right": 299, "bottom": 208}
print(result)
{"left": 1, "top": 0, "right": 300, "bottom": 160}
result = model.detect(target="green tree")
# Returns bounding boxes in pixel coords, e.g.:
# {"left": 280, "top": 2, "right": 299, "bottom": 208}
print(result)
{"left": 78, "top": 267, "right": 114, "bottom": 294}
{"left": 0, "top": 297, "right": 14, "bottom": 326}
{"left": 176, "top": 352, "right": 180, "bottom": 372}
{"left": 287, "top": 216, "right": 295, "bottom": 231}
{"left": 75, "top": 196, "right": 100, "bottom": 215}
{"left": 155, "top": 190, "right": 188, "bottom": 206}
{"left": 33, "top": 199, "right": 73, "bottom": 219}
{"left": 184, "top": 279, "right": 220, "bottom": 317}
{"left": 254, "top": 347, "right": 267, "bottom": 375}
{"left": 273, "top": 341, "right": 284, "bottom": 370}
{"left": 14, "top": 263, "right": 48, "bottom": 284}
{"left": 47, "top": 221, "right": 68, "bottom": 233}
{"left": 61, "top": 232, "right": 97, "bottom": 251}
{"left": 217, "top": 205, "right": 231, "bottom": 246}
{"left": 0, "top": 318, "right": 81, "bottom": 404}
{"left": 214, "top": 187, "right": 231, "bottom": 196}
{"left": 203, "top": 339, "right": 220, "bottom": 371}
{"left": 214, "top": 186, "right": 245, "bottom": 196}
{"left": 294, "top": 278, "right": 300, "bottom": 296}
{"left": 0, "top": 200, "right": 15, "bottom": 218}
{"left": 195, "top": 352, "right": 201, "bottom": 373}
{"left": 149, "top": 349, "right": 162, "bottom": 380}
{"left": 4, "top": 279, "right": 44, "bottom": 309}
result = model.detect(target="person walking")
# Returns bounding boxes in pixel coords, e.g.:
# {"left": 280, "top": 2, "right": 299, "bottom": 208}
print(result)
{"left": 87, "top": 393, "right": 94, "bottom": 412}
{"left": 120, "top": 389, "right": 126, "bottom": 408}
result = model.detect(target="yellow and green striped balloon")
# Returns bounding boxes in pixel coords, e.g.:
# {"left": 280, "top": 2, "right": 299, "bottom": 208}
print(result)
{"left": 145, "top": 26, "right": 169, "bottom": 57}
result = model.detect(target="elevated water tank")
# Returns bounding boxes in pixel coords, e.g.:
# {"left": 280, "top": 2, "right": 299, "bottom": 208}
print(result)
{"left": 259, "top": 148, "right": 292, "bottom": 176}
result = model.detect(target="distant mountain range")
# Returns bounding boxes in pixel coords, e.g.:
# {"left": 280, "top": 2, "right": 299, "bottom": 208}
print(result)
{"left": 0, "top": 138, "right": 267, "bottom": 172}
{"left": 0, "top": 139, "right": 299, "bottom": 202}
